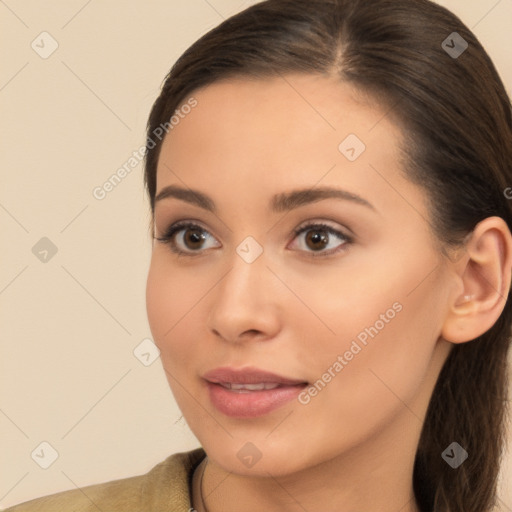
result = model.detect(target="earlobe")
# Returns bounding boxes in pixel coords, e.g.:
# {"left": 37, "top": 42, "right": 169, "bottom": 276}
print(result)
{"left": 441, "top": 216, "right": 512, "bottom": 344}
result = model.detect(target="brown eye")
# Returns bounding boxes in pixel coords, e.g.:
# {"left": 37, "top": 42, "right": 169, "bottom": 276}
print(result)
{"left": 155, "top": 220, "right": 352, "bottom": 258}
{"left": 155, "top": 222, "right": 220, "bottom": 255}
{"left": 183, "top": 228, "right": 207, "bottom": 250}
{"left": 304, "top": 229, "right": 330, "bottom": 251}
{"left": 290, "top": 222, "right": 352, "bottom": 257}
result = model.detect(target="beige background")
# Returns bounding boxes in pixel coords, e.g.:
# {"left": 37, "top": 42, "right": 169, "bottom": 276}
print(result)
{"left": 1, "top": 0, "right": 511, "bottom": 509}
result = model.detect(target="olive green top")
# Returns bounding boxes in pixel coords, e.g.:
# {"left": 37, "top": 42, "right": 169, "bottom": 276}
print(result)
{"left": 3, "top": 448, "right": 206, "bottom": 512}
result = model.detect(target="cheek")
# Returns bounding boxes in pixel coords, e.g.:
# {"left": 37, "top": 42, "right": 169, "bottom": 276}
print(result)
{"left": 146, "top": 255, "right": 191, "bottom": 337}
{"left": 146, "top": 259, "right": 171, "bottom": 343}
{"left": 296, "top": 250, "right": 444, "bottom": 410}
{"left": 315, "top": 293, "right": 441, "bottom": 428}
{"left": 145, "top": 255, "right": 210, "bottom": 366}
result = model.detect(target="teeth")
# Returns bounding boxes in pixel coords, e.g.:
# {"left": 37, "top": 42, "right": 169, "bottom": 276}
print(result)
{"left": 220, "top": 382, "right": 281, "bottom": 391}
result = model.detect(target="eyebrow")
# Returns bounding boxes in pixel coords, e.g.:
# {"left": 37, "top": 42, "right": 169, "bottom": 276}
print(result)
{"left": 154, "top": 184, "right": 376, "bottom": 213}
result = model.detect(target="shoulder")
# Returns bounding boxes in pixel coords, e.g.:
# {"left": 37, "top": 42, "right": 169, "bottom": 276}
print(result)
{"left": 2, "top": 448, "right": 206, "bottom": 512}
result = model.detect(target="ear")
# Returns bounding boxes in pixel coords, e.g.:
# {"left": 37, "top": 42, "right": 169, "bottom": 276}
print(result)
{"left": 441, "top": 216, "right": 512, "bottom": 344}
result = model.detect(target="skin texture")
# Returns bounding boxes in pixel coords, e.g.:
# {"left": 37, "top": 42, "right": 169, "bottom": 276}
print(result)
{"left": 145, "top": 74, "right": 512, "bottom": 512}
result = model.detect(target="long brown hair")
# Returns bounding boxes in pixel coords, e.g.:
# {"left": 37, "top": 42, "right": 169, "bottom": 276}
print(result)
{"left": 143, "top": 1, "right": 512, "bottom": 510}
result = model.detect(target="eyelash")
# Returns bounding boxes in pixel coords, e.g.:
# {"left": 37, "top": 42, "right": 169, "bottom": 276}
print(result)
{"left": 154, "top": 221, "right": 353, "bottom": 259}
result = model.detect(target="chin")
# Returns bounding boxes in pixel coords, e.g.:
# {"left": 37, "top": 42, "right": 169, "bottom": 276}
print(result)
{"left": 199, "top": 435, "right": 319, "bottom": 478}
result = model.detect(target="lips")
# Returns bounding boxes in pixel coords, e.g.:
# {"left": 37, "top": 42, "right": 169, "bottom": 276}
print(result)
{"left": 202, "top": 366, "right": 308, "bottom": 386}
{"left": 219, "top": 382, "right": 281, "bottom": 391}
{"left": 202, "top": 366, "right": 309, "bottom": 418}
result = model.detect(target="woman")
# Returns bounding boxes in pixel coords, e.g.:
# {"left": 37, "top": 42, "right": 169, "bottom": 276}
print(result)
{"left": 5, "top": 0, "right": 512, "bottom": 511}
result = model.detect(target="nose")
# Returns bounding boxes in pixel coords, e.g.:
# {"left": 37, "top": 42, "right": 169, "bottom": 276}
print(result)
{"left": 206, "top": 248, "right": 282, "bottom": 344}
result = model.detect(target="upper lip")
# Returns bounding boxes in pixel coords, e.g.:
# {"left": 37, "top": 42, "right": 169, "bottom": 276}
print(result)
{"left": 203, "top": 366, "right": 308, "bottom": 386}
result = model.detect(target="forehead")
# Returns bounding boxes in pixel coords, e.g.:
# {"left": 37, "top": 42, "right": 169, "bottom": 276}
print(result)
{"left": 155, "top": 74, "right": 414, "bottom": 217}
{"left": 163, "top": 74, "right": 397, "bottom": 156}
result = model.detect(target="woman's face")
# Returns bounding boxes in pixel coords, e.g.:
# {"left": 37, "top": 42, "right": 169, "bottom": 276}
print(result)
{"left": 146, "top": 74, "right": 455, "bottom": 476}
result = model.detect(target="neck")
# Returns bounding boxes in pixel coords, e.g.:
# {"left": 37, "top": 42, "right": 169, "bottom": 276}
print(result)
{"left": 192, "top": 405, "right": 423, "bottom": 512}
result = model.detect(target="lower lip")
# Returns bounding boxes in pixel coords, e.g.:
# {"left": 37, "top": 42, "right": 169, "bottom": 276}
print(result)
{"left": 206, "top": 381, "right": 307, "bottom": 418}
